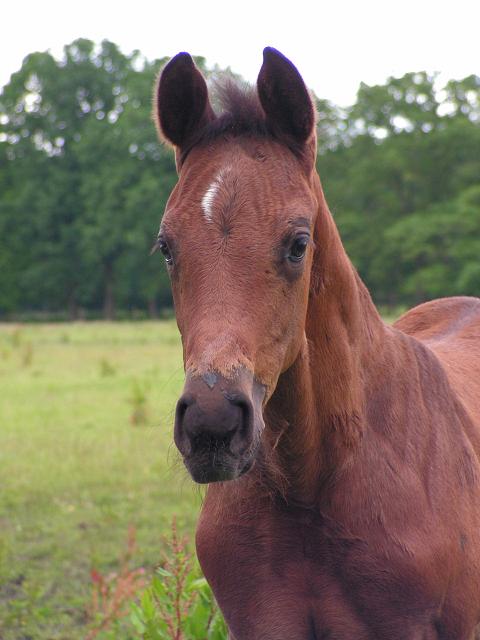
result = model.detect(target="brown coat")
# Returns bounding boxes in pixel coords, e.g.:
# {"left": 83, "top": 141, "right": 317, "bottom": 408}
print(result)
{"left": 154, "top": 48, "right": 480, "bottom": 639}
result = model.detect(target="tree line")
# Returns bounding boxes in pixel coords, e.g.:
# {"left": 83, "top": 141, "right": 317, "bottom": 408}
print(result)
{"left": 0, "top": 39, "right": 479, "bottom": 319}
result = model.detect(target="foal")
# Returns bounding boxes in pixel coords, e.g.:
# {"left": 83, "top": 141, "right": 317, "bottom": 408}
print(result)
{"left": 153, "top": 48, "right": 480, "bottom": 639}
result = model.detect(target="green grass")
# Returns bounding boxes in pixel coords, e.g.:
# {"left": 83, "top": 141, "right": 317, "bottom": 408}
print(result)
{"left": 0, "top": 315, "right": 403, "bottom": 639}
{"left": 0, "top": 321, "right": 199, "bottom": 639}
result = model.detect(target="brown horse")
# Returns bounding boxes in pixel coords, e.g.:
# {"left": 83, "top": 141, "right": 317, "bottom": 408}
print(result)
{"left": 153, "top": 48, "right": 480, "bottom": 639}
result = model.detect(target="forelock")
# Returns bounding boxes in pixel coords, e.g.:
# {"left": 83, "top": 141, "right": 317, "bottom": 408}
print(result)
{"left": 179, "top": 76, "right": 309, "bottom": 164}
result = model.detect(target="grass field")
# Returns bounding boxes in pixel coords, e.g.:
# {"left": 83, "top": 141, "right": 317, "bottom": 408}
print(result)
{"left": 0, "top": 321, "right": 200, "bottom": 639}
{"left": 0, "top": 315, "right": 407, "bottom": 639}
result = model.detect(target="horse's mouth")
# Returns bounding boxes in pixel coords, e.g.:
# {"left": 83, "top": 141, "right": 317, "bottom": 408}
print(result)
{"left": 183, "top": 451, "right": 255, "bottom": 484}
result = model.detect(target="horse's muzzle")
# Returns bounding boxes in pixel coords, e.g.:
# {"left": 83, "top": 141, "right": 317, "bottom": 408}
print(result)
{"left": 174, "top": 367, "right": 265, "bottom": 483}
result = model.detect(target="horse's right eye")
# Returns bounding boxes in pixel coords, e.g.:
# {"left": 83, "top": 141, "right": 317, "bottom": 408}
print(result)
{"left": 159, "top": 240, "right": 173, "bottom": 265}
{"left": 152, "top": 236, "right": 173, "bottom": 265}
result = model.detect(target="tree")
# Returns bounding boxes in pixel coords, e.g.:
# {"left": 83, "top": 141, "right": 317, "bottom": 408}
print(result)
{"left": 443, "top": 75, "right": 480, "bottom": 123}
{"left": 0, "top": 40, "right": 176, "bottom": 318}
{"left": 349, "top": 72, "right": 440, "bottom": 137}
{"left": 1, "top": 43, "right": 479, "bottom": 316}
{"left": 386, "top": 185, "right": 480, "bottom": 301}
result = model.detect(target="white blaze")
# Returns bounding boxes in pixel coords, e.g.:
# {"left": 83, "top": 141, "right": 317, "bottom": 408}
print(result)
{"left": 201, "top": 167, "right": 231, "bottom": 222}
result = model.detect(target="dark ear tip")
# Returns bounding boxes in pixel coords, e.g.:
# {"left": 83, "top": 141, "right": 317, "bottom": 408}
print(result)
{"left": 262, "top": 46, "right": 277, "bottom": 58}
{"left": 262, "top": 47, "right": 291, "bottom": 66}
{"left": 163, "top": 52, "right": 194, "bottom": 74}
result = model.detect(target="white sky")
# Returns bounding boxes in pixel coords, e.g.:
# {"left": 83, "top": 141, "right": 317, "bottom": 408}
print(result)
{"left": 1, "top": 0, "right": 479, "bottom": 107}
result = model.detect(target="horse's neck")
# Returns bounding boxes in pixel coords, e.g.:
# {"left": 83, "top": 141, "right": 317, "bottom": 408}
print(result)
{"left": 264, "top": 187, "right": 388, "bottom": 502}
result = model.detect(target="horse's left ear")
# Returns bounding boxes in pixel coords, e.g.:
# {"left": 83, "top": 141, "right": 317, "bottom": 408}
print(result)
{"left": 257, "top": 48, "right": 316, "bottom": 166}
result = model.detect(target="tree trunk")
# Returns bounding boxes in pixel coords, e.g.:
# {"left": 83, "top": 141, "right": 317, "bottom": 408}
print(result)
{"left": 147, "top": 297, "right": 158, "bottom": 319}
{"left": 67, "top": 289, "right": 78, "bottom": 321}
{"left": 103, "top": 263, "right": 115, "bottom": 320}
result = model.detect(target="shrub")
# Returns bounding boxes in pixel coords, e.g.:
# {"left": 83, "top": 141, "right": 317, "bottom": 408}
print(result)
{"left": 86, "top": 525, "right": 147, "bottom": 639}
{"left": 99, "top": 358, "right": 116, "bottom": 377}
{"left": 129, "top": 379, "right": 149, "bottom": 425}
{"left": 130, "top": 520, "right": 227, "bottom": 640}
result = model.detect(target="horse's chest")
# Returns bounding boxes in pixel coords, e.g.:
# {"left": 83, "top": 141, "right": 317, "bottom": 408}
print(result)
{"left": 196, "top": 510, "right": 441, "bottom": 640}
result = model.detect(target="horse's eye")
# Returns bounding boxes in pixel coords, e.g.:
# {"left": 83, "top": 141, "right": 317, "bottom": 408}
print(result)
{"left": 288, "top": 235, "right": 309, "bottom": 262}
{"left": 150, "top": 237, "right": 173, "bottom": 266}
{"left": 158, "top": 239, "right": 173, "bottom": 265}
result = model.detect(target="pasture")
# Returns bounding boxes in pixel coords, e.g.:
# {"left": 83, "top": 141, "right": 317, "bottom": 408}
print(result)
{"left": 1, "top": 315, "right": 411, "bottom": 639}
{"left": 0, "top": 321, "right": 199, "bottom": 639}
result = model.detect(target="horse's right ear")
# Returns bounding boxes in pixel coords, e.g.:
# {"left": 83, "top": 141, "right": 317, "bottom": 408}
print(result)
{"left": 154, "top": 53, "right": 215, "bottom": 160}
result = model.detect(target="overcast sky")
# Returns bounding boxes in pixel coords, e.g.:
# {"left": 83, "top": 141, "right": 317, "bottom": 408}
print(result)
{"left": 1, "top": 0, "right": 479, "bottom": 106}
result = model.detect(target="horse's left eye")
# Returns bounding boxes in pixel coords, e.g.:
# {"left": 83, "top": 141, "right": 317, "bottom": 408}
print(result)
{"left": 288, "top": 235, "right": 309, "bottom": 262}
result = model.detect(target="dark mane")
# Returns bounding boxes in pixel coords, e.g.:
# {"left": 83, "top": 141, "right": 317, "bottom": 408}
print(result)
{"left": 180, "top": 76, "right": 307, "bottom": 164}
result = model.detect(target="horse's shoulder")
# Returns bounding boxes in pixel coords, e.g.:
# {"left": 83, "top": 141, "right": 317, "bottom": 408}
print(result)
{"left": 393, "top": 296, "right": 480, "bottom": 343}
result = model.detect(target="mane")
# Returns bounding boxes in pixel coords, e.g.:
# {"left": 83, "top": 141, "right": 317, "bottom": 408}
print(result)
{"left": 179, "top": 76, "right": 309, "bottom": 164}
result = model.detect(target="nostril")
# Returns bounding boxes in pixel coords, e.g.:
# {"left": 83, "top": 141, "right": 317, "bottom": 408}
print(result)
{"left": 225, "top": 392, "right": 253, "bottom": 432}
{"left": 175, "top": 393, "right": 195, "bottom": 421}
{"left": 224, "top": 391, "right": 254, "bottom": 454}
{"left": 174, "top": 394, "right": 195, "bottom": 455}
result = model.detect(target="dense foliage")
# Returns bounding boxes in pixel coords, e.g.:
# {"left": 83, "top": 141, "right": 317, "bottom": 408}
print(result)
{"left": 1, "top": 40, "right": 479, "bottom": 318}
